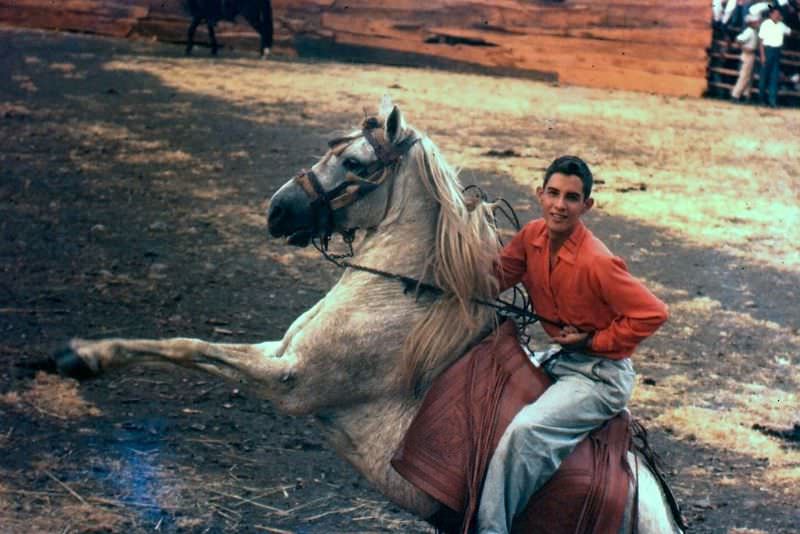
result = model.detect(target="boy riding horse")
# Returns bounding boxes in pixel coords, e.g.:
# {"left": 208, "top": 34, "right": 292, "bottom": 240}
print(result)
{"left": 478, "top": 155, "right": 669, "bottom": 533}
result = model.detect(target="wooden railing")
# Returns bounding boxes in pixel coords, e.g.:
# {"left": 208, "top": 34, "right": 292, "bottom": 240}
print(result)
{"left": 706, "top": 22, "right": 800, "bottom": 106}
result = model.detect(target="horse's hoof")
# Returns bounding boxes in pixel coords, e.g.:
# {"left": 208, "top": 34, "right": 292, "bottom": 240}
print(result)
{"left": 52, "top": 347, "right": 96, "bottom": 380}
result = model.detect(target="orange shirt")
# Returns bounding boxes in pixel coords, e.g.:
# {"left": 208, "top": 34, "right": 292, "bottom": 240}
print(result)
{"left": 497, "top": 219, "right": 668, "bottom": 360}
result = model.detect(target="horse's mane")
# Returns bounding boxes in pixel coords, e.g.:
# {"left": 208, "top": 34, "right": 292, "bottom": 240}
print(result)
{"left": 400, "top": 134, "right": 502, "bottom": 394}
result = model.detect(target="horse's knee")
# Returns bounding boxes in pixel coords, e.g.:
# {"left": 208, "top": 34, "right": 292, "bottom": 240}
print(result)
{"left": 52, "top": 345, "right": 98, "bottom": 379}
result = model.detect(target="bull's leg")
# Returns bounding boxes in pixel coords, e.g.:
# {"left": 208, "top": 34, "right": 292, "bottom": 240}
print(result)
{"left": 207, "top": 21, "right": 219, "bottom": 55}
{"left": 186, "top": 17, "right": 201, "bottom": 56}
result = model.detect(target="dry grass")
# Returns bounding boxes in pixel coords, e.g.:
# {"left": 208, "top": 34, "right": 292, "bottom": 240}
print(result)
{"left": 654, "top": 406, "right": 800, "bottom": 488}
{"left": 632, "top": 292, "right": 799, "bottom": 497}
{"left": 0, "top": 372, "right": 101, "bottom": 420}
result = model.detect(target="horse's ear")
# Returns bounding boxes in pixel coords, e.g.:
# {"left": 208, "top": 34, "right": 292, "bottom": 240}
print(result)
{"left": 385, "top": 105, "right": 406, "bottom": 145}
{"left": 378, "top": 94, "right": 394, "bottom": 118}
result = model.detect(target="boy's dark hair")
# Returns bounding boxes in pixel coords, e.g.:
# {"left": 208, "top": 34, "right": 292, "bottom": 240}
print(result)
{"left": 543, "top": 155, "right": 594, "bottom": 199}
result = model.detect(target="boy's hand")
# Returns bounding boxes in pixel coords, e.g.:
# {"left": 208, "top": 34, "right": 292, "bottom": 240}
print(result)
{"left": 552, "top": 325, "right": 593, "bottom": 351}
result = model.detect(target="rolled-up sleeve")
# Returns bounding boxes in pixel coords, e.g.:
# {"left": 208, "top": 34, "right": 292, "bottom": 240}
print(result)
{"left": 589, "top": 255, "right": 669, "bottom": 357}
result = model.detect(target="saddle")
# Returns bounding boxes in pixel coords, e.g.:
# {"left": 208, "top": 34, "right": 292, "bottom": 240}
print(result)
{"left": 391, "top": 320, "right": 632, "bottom": 534}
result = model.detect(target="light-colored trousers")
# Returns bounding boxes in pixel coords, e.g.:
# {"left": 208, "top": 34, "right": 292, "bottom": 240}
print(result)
{"left": 477, "top": 351, "right": 635, "bottom": 534}
{"left": 731, "top": 50, "right": 756, "bottom": 100}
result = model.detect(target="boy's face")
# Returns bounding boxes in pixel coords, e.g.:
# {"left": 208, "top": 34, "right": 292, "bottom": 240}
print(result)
{"left": 536, "top": 172, "right": 593, "bottom": 239}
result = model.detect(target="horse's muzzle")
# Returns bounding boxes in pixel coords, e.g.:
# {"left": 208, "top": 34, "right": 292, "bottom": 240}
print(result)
{"left": 267, "top": 180, "right": 315, "bottom": 246}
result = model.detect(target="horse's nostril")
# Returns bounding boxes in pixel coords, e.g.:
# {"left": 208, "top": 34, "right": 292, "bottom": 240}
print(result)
{"left": 267, "top": 203, "right": 288, "bottom": 237}
{"left": 268, "top": 205, "right": 283, "bottom": 225}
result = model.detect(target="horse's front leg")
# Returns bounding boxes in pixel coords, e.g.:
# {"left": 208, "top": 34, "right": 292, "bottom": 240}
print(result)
{"left": 56, "top": 337, "right": 290, "bottom": 386}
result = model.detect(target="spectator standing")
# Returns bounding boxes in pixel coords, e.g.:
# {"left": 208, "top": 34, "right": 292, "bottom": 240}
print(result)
{"left": 721, "top": 0, "right": 739, "bottom": 27}
{"left": 759, "top": 6, "right": 793, "bottom": 107}
{"left": 713, "top": 0, "right": 725, "bottom": 29}
{"left": 731, "top": 0, "right": 751, "bottom": 30}
{"left": 732, "top": 14, "right": 762, "bottom": 102}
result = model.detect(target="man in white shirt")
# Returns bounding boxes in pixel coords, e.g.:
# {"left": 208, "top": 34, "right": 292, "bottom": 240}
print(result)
{"left": 758, "top": 6, "right": 793, "bottom": 107}
{"left": 713, "top": 0, "right": 725, "bottom": 27}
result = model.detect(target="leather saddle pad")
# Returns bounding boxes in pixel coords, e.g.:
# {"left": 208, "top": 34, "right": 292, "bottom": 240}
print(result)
{"left": 391, "top": 320, "right": 632, "bottom": 533}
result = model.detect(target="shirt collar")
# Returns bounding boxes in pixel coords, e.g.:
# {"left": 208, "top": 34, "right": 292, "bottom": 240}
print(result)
{"left": 530, "top": 219, "right": 587, "bottom": 265}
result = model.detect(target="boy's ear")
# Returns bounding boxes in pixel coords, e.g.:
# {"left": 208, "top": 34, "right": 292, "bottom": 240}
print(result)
{"left": 583, "top": 197, "right": 594, "bottom": 212}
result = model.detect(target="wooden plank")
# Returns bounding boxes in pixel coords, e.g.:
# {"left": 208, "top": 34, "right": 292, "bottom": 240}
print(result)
{"left": 0, "top": 0, "right": 147, "bottom": 17}
{"left": 0, "top": 10, "right": 141, "bottom": 37}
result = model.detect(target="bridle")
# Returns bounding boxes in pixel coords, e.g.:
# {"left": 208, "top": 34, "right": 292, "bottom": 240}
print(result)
{"left": 292, "top": 116, "right": 419, "bottom": 249}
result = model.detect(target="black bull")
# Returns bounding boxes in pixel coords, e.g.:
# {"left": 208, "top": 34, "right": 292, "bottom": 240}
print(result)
{"left": 184, "top": 0, "right": 273, "bottom": 57}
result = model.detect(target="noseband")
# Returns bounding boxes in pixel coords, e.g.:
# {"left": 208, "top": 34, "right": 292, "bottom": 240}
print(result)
{"left": 292, "top": 117, "right": 419, "bottom": 248}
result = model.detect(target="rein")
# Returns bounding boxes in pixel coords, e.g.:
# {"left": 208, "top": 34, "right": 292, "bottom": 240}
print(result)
{"left": 312, "top": 229, "right": 565, "bottom": 332}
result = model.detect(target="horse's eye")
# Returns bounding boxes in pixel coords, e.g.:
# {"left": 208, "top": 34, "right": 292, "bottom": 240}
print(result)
{"left": 342, "top": 158, "right": 361, "bottom": 171}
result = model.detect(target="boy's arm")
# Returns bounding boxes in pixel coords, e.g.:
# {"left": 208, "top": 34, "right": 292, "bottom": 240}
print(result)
{"left": 588, "top": 255, "right": 669, "bottom": 357}
{"left": 494, "top": 226, "right": 529, "bottom": 293}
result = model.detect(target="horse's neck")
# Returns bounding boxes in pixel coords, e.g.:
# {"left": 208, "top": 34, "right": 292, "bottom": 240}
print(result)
{"left": 302, "top": 172, "right": 444, "bottom": 513}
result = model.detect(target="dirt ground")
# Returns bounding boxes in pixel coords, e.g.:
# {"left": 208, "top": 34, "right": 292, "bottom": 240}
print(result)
{"left": 1, "top": 27, "right": 799, "bottom": 533}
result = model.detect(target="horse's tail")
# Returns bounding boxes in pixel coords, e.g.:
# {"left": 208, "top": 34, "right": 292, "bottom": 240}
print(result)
{"left": 630, "top": 418, "right": 687, "bottom": 531}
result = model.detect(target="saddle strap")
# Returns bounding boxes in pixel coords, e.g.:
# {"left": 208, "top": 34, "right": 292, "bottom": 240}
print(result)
{"left": 461, "top": 355, "right": 511, "bottom": 534}
{"left": 575, "top": 416, "right": 632, "bottom": 534}
{"left": 630, "top": 419, "right": 687, "bottom": 531}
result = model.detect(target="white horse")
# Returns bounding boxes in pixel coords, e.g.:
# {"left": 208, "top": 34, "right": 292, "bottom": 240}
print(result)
{"left": 55, "top": 97, "right": 683, "bottom": 533}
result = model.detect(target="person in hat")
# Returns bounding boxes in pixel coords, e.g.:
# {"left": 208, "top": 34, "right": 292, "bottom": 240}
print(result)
{"left": 758, "top": 6, "right": 793, "bottom": 107}
{"left": 732, "top": 14, "right": 763, "bottom": 102}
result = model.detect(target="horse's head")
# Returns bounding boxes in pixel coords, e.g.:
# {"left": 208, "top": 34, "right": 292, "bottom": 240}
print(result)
{"left": 268, "top": 96, "right": 504, "bottom": 393}
{"left": 267, "top": 96, "right": 417, "bottom": 247}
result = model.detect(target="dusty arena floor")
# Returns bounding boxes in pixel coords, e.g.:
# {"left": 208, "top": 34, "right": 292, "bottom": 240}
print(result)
{"left": 1, "top": 26, "right": 799, "bottom": 533}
